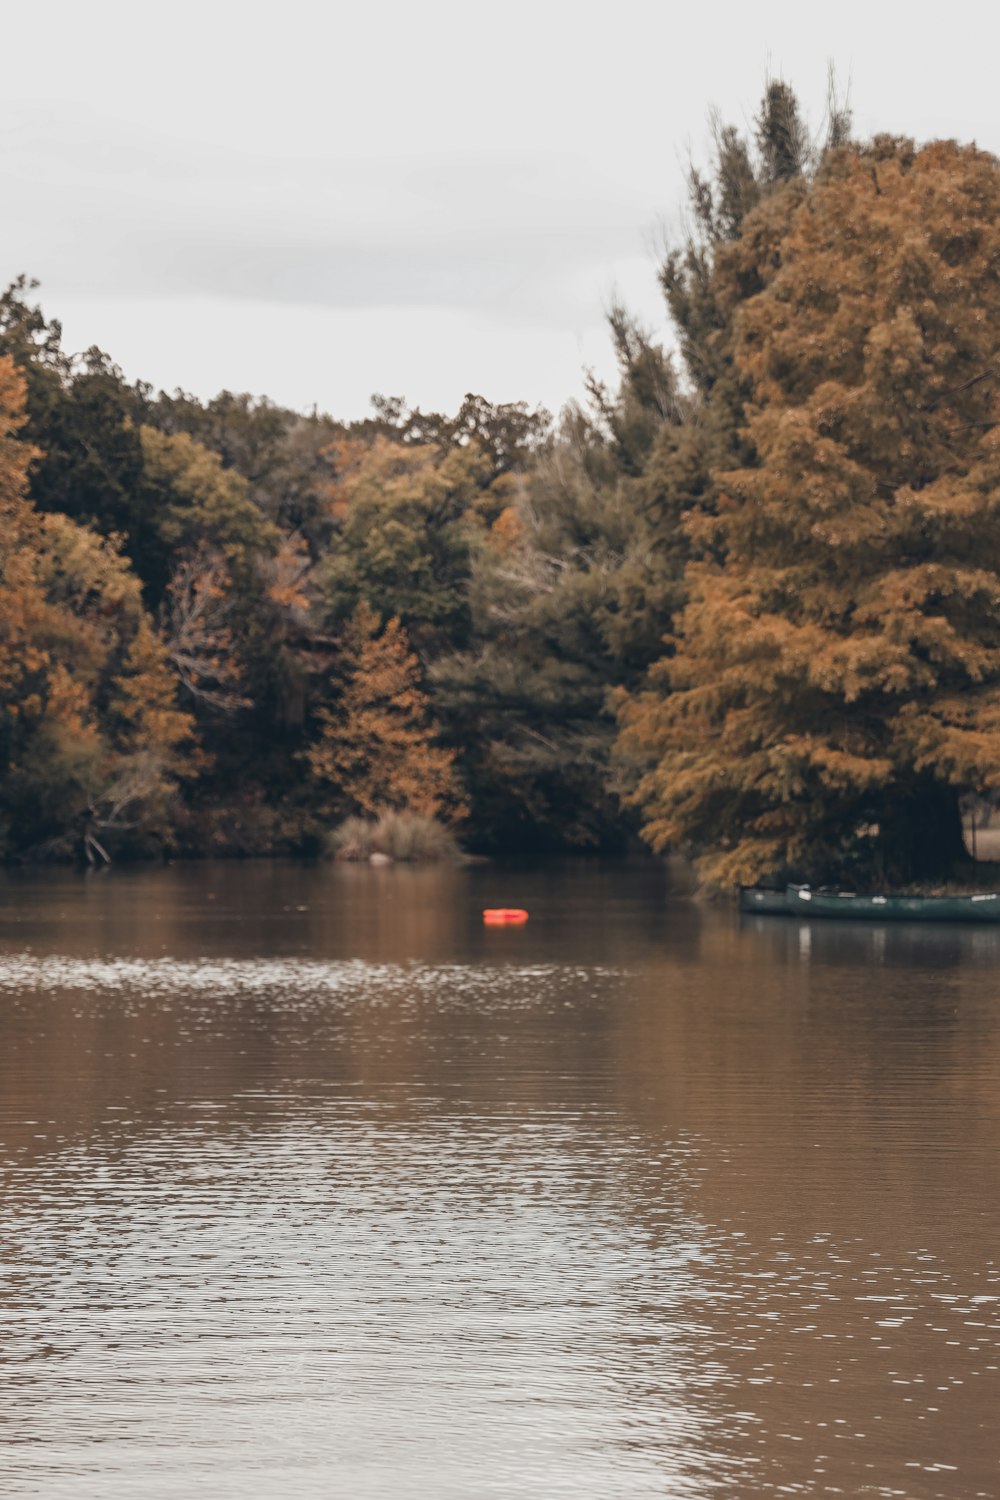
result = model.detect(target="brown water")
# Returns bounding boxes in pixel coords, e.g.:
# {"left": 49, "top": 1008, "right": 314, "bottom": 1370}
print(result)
{"left": 0, "top": 861, "right": 998, "bottom": 1499}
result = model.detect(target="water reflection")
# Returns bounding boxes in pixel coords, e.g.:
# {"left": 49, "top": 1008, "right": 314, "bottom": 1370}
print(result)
{"left": 741, "top": 908, "right": 1000, "bottom": 969}
{"left": 0, "top": 863, "right": 998, "bottom": 1498}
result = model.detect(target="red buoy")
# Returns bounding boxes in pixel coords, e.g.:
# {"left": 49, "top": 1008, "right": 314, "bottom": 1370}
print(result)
{"left": 483, "top": 908, "right": 529, "bottom": 925}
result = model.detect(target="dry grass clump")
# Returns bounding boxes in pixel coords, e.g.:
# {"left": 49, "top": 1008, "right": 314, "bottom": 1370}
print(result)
{"left": 327, "top": 811, "right": 462, "bottom": 863}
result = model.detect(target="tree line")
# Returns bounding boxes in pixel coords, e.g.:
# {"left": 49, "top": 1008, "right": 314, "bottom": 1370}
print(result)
{"left": 3, "top": 81, "right": 999, "bottom": 886}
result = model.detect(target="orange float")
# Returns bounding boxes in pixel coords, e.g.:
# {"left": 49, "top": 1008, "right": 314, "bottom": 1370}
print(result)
{"left": 483, "top": 908, "right": 529, "bottom": 925}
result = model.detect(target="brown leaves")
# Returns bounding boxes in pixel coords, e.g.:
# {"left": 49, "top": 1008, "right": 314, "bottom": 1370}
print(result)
{"left": 618, "top": 138, "right": 1000, "bottom": 885}
{"left": 0, "top": 356, "right": 38, "bottom": 525}
{"left": 307, "top": 601, "right": 467, "bottom": 825}
{"left": 0, "top": 360, "right": 197, "bottom": 846}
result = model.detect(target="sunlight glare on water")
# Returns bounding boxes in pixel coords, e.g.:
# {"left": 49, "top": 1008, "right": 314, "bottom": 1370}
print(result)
{"left": 0, "top": 862, "right": 998, "bottom": 1498}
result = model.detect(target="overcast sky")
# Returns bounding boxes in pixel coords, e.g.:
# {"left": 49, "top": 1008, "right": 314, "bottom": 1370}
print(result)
{"left": 2, "top": 0, "right": 998, "bottom": 420}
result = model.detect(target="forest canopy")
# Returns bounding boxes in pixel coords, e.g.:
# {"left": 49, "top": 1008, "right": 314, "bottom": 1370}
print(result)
{"left": 2, "top": 82, "right": 999, "bottom": 885}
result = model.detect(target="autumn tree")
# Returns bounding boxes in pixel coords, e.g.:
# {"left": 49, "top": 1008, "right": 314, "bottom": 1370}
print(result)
{"left": 618, "top": 138, "right": 1000, "bottom": 888}
{"left": 307, "top": 601, "right": 466, "bottom": 823}
{"left": 314, "top": 436, "right": 491, "bottom": 651}
{"left": 1, "top": 509, "right": 198, "bottom": 854}
{"left": 148, "top": 387, "right": 346, "bottom": 545}
{"left": 432, "top": 395, "right": 669, "bottom": 851}
{"left": 0, "top": 284, "right": 150, "bottom": 551}
{"left": 434, "top": 80, "right": 838, "bottom": 854}
{"left": 0, "top": 355, "right": 196, "bottom": 855}
{"left": 137, "top": 424, "right": 278, "bottom": 600}
{"left": 652, "top": 77, "right": 848, "bottom": 534}
{"left": 367, "top": 392, "right": 550, "bottom": 480}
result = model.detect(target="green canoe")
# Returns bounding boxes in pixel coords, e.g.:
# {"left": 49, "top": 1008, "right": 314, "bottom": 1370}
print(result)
{"left": 741, "top": 885, "right": 1000, "bottom": 922}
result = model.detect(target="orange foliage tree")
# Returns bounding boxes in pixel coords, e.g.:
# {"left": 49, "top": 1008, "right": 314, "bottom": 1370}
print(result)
{"left": 0, "top": 355, "right": 196, "bottom": 852}
{"left": 307, "top": 600, "right": 466, "bottom": 823}
{"left": 617, "top": 139, "right": 1000, "bottom": 887}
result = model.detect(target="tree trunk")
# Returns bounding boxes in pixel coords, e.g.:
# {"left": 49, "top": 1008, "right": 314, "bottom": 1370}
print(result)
{"left": 877, "top": 779, "right": 966, "bottom": 887}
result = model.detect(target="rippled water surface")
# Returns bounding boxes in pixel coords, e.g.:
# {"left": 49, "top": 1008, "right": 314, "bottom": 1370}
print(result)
{"left": 1, "top": 861, "right": 999, "bottom": 1498}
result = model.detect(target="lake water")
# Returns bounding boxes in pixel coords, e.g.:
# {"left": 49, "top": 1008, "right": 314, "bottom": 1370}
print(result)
{"left": 0, "top": 860, "right": 998, "bottom": 1499}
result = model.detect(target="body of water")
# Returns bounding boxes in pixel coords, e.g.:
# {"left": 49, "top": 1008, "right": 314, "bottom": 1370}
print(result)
{"left": 0, "top": 861, "right": 997, "bottom": 1497}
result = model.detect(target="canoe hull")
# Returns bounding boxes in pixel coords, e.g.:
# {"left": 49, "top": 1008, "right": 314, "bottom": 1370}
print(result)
{"left": 789, "top": 889, "right": 1000, "bottom": 922}
{"left": 741, "top": 886, "right": 1000, "bottom": 923}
